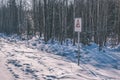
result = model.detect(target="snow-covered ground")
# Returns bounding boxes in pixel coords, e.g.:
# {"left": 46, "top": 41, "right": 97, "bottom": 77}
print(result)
{"left": 0, "top": 34, "right": 120, "bottom": 80}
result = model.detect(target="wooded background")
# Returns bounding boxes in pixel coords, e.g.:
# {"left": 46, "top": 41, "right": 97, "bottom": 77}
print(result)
{"left": 0, "top": 0, "right": 120, "bottom": 49}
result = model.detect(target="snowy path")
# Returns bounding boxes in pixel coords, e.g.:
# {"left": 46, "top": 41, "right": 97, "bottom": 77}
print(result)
{"left": 0, "top": 50, "right": 13, "bottom": 80}
{"left": 0, "top": 38, "right": 98, "bottom": 80}
{"left": 0, "top": 37, "right": 120, "bottom": 80}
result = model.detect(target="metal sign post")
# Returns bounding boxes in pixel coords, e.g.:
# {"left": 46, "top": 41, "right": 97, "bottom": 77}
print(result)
{"left": 74, "top": 18, "right": 82, "bottom": 66}
{"left": 78, "top": 32, "right": 80, "bottom": 65}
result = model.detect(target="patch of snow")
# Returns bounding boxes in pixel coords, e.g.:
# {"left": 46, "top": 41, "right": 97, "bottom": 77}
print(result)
{"left": 0, "top": 33, "right": 120, "bottom": 80}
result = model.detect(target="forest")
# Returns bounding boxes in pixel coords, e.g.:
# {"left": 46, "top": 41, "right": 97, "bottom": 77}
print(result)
{"left": 0, "top": 0, "right": 120, "bottom": 49}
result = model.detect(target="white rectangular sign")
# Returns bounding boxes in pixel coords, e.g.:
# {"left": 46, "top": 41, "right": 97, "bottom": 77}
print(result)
{"left": 74, "top": 18, "right": 82, "bottom": 32}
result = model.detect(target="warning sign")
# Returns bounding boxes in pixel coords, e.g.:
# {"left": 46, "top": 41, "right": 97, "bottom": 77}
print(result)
{"left": 74, "top": 18, "right": 82, "bottom": 32}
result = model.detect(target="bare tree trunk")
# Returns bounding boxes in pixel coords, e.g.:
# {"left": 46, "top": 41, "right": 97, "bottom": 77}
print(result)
{"left": 43, "top": 0, "right": 47, "bottom": 42}
{"left": 73, "top": 0, "right": 76, "bottom": 46}
{"left": 52, "top": 0, "right": 55, "bottom": 40}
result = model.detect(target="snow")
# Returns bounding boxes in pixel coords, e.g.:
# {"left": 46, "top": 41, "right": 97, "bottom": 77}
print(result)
{"left": 0, "top": 34, "right": 120, "bottom": 80}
